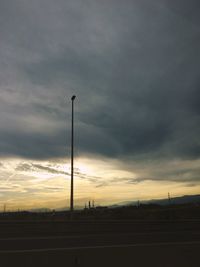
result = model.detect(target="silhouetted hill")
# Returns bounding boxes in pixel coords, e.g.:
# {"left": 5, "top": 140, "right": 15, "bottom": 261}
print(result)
{"left": 150, "top": 194, "right": 200, "bottom": 205}
{"left": 28, "top": 208, "right": 52, "bottom": 212}
{"left": 114, "top": 194, "right": 200, "bottom": 207}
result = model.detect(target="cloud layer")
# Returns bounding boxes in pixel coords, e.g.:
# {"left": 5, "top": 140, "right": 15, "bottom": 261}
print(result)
{"left": 0, "top": 1, "right": 200, "bottom": 196}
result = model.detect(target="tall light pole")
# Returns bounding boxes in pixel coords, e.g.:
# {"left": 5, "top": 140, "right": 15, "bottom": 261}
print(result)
{"left": 70, "top": 95, "right": 76, "bottom": 213}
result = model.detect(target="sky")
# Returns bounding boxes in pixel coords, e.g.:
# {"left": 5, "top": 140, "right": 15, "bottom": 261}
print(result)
{"left": 0, "top": 0, "right": 200, "bottom": 210}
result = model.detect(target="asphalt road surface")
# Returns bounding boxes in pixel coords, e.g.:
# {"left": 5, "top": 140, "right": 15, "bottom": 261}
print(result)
{"left": 0, "top": 220, "right": 199, "bottom": 266}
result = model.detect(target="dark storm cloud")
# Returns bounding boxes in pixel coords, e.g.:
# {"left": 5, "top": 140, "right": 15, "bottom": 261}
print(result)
{"left": 129, "top": 168, "right": 200, "bottom": 184}
{"left": 0, "top": 0, "right": 200, "bottom": 164}
{"left": 95, "top": 164, "right": 200, "bottom": 187}
{"left": 165, "top": 0, "right": 200, "bottom": 26}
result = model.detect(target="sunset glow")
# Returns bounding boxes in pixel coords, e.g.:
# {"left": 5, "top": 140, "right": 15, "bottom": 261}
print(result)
{"left": 0, "top": 1, "right": 199, "bottom": 211}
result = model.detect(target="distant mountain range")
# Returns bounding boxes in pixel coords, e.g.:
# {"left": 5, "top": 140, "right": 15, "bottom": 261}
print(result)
{"left": 25, "top": 194, "right": 200, "bottom": 212}
{"left": 114, "top": 194, "right": 200, "bottom": 207}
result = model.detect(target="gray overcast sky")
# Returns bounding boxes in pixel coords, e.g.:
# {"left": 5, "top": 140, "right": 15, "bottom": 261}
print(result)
{"left": 0, "top": 0, "right": 200, "bottom": 207}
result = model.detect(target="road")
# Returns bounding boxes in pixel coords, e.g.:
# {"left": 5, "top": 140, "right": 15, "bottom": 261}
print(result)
{"left": 0, "top": 220, "right": 199, "bottom": 266}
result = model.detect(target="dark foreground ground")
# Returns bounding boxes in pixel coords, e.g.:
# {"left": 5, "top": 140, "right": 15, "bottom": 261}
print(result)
{"left": 0, "top": 218, "right": 200, "bottom": 267}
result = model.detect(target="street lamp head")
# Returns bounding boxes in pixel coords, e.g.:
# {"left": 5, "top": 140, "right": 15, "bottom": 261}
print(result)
{"left": 71, "top": 95, "right": 76, "bottom": 101}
